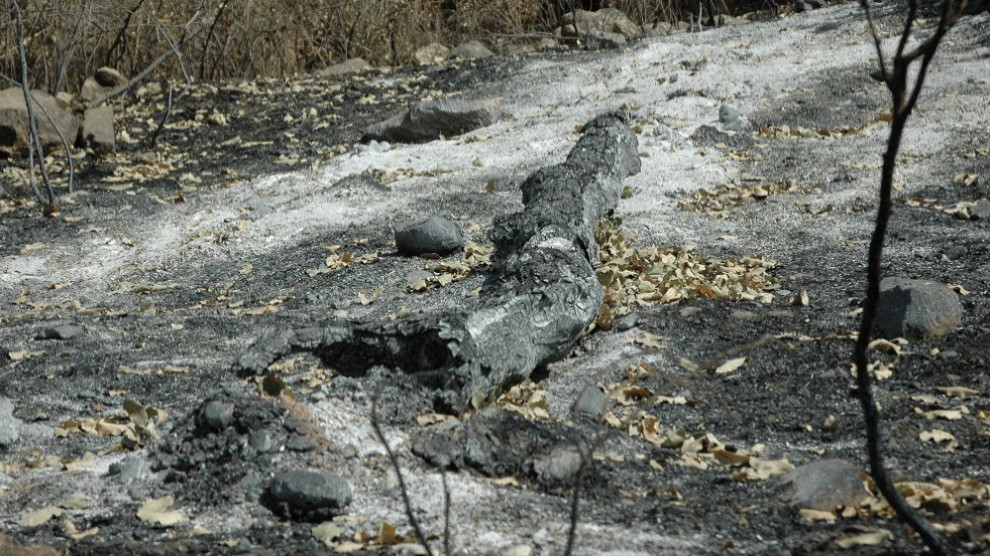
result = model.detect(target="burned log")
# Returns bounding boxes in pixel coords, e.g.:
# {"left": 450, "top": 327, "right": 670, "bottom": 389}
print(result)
{"left": 238, "top": 113, "right": 640, "bottom": 408}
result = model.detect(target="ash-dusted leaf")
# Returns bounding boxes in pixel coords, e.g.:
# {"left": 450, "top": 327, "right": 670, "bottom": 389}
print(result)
{"left": 491, "top": 476, "right": 519, "bottom": 487}
{"left": 714, "top": 356, "right": 748, "bottom": 375}
{"left": 919, "top": 429, "right": 958, "bottom": 451}
{"left": 60, "top": 492, "right": 90, "bottom": 510}
{"left": 914, "top": 407, "right": 967, "bottom": 420}
{"left": 312, "top": 522, "right": 341, "bottom": 545}
{"left": 19, "top": 506, "right": 64, "bottom": 527}
{"left": 798, "top": 508, "right": 836, "bottom": 522}
{"left": 936, "top": 386, "right": 980, "bottom": 398}
{"left": 62, "top": 520, "right": 99, "bottom": 540}
{"left": 136, "top": 496, "right": 188, "bottom": 526}
{"left": 835, "top": 529, "right": 893, "bottom": 549}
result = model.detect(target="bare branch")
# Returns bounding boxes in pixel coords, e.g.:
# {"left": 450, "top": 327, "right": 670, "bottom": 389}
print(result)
{"left": 371, "top": 383, "right": 436, "bottom": 556}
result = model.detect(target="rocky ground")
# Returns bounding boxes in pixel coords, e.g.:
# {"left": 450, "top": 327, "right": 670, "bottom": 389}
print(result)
{"left": 1, "top": 2, "right": 989, "bottom": 555}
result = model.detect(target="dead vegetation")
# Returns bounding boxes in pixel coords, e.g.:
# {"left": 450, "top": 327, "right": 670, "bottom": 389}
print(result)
{"left": 0, "top": 0, "right": 784, "bottom": 91}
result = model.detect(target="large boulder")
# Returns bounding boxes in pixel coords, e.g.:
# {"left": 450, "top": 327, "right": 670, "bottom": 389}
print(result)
{"left": 362, "top": 98, "right": 500, "bottom": 143}
{"left": 448, "top": 40, "right": 495, "bottom": 60}
{"left": 79, "top": 105, "right": 115, "bottom": 155}
{"left": 316, "top": 58, "right": 372, "bottom": 78}
{"left": 875, "top": 277, "right": 963, "bottom": 339}
{"left": 0, "top": 87, "right": 80, "bottom": 158}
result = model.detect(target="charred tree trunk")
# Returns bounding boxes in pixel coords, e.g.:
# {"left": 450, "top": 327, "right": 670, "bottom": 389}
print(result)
{"left": 238, "top": 114, "right": 640, "bottom": 409}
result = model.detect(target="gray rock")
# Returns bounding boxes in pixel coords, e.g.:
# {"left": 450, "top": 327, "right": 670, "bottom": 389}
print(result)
{"left": 79, "top": 105, "right": 115, "bottom": 154}
{"left": 113, "top": 455, "right": 149, "bottom": 483}
{"left": 614, "top": 312, "right": 639, "bottom": 331}
{"left": 79, "top": 76, "right": 111, "bottom": 103}
{"left": 779, "top": 459, "right": 869, "bottom": 511}
{"left": 876, "top": 277, "right": 963, "bottom": 339}
{"left": 970, "top": 198, "right": 990, "bottom": 220}
{"left": 201, "top": 400, "right": 235, "bottom": 430}
{"left": 394, "top": 216, "right": 464, "bottom": 256}
{"left": 0, "top": 397, "right": 21, "bottom": 447}
{"left": 573, "top": 386, "right": 607, "bottom": 419}
{"left": 534, "top": 447, "right": 583, "bottom": 485}
{"left": 94, "top": 66, "right": 127, "bottom": 88}
{"left": 414, "top": 43, "right": 449, "bottom": 65}
{"left": 269, "top": 470, "right": 352, "bottom": 512}
{"left": 0, "top": 87, "right": 80, "bottom": 158}
{"left": 719, "top": 104, "right": 750, "bottom": 131}
{"left": 35, "top": 324, "right": 84, "bottom": 340}
{"left": 318, "top": 57, "right": 372, "bottom": 77}
{"left": 285, "top": 434, "right": 316, "bottom": 452}
{"left": 448, "top": 40, "right": 494, "bottom": 60}
{"left": 362, "top": 98, "right": 499, "bottom": 143}
{"left": 943, "top": 245, "right": 967, "bottom": 261}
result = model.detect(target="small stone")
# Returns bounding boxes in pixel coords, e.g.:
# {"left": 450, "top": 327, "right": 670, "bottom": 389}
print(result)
{"left": 876, "top": 277, "right": 963, "bottom": 339}
{"left": 202, "top": 400, "right": 235, "bottom": 431}
{"left": 572, "top": 386, "right": 607, "bottom": 419}
{"left": 614, "top": 312, "right": 639, "bottom": 331}
{"left": 779, "top": 459, "right": 869, "bottom": 511}
{"left": 394, "top": 216, "right": 464, "bottom": 256}
{"left": 113, "top": 456, "right": 149, "bottom": 483}
{"left": 34, "top": 324, "right": 83, "bottom": 340}
{"left": 0, "top": 397, "right": 21, "bottom": 447}
{"left": 269, "top": 470, "right": 352, "bottom": 514}
{"left": 943, "top": 245, "right": 967, "bottom": 261}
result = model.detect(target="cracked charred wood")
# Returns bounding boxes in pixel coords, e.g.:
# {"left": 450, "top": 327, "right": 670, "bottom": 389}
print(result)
{"left": 238, "top": 113, "right": 640, "bottom": 407}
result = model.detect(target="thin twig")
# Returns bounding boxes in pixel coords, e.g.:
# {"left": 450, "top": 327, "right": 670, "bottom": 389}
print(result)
{"left": 146, "top": 78, "right": 173, "bottom": 147}
{"left": 15, "top": 7, "right": 55, "bottom": 206}
{"left": 371, "top": 383, "right": 436, "bottom": 556}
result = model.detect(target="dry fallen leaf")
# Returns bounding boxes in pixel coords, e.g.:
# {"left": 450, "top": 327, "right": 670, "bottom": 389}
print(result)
{"left": 798, "top": 508, "right": 836, "bottom": 522}
{"left": 936, "top": 386, "right": 980, "bottom": 398}
{"left": 19, "top": 507, "right": 64, "bottom": 527}
{"left": 835, "top": 529, "right": 893, "bottom": 549}
{"left": 136, "top": 496, "right": 188, "bottom": 526}
{"left": 919, "top": 429, "right": 959, "bottom": 451}
{"left": 714, "top": 356, "right": 748, "bottom": 375}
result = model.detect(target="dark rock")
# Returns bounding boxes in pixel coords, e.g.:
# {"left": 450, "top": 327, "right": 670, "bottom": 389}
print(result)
{"left": 201, "top": 400, "right": 235, "bottom": 431}
{"left": 394, "top": 216, "right": 464, "bottom": 256}
{"left": 779, "top": 459, "right": 869, "bottom": 511}
{"left": 0, "top": 87, "right": 80, "bottom": 158}
{"left": 285, "top": 434, "right": 316, "bottom": 452}
{"left": 0, "top": 397, "right": 21, "bottom": 447}
{"left": 268, "top": 470, "right": 352, "bottom": 518}
{"left": 35, "top": 324, "right": 84, "bottom": 340}
{"left": 943, "top": 245, "right": 967, "bottom": 261}
{"left": 362, "top": 98, "right": 499, "bottom": 143}
{"left": 573, "top": 386, "right": 607, "bottom": 419}
{"left": 876, "top": 277, "right": 963, "bottom": 339}
{"left": 448, "top": 40, "right": 494, "bottom": 60}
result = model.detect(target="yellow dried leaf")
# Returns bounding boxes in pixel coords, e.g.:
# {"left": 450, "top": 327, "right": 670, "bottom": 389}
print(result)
{"left": 714, "top": 356, "right": 748, "bottom": 375}
{"left": 914, "top": 407, "right": 966, "bottom": 420}
{"left": 798, "top": 508, "right": 836, "bottom": 522}
{"left": 936, "top": 386, "right": 980, "bottom": 398}
{"left": 919, "top": 429, "right": 958, "bottom": 451}
{"left": 492, "top": 476, "right": 519, "bottom": 487}
{"left": 19, "top": 506, "right": 64, "bottom": 527}
{"left": 136, "top": 496, "right": 188, "bottom": 526}
{"left": 835, "top": 529, "right": 893, "bottom": 549}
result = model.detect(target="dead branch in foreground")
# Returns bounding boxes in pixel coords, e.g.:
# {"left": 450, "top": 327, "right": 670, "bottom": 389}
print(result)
{"left": 854, "top": 0, "right": 967, "bottom": 553}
